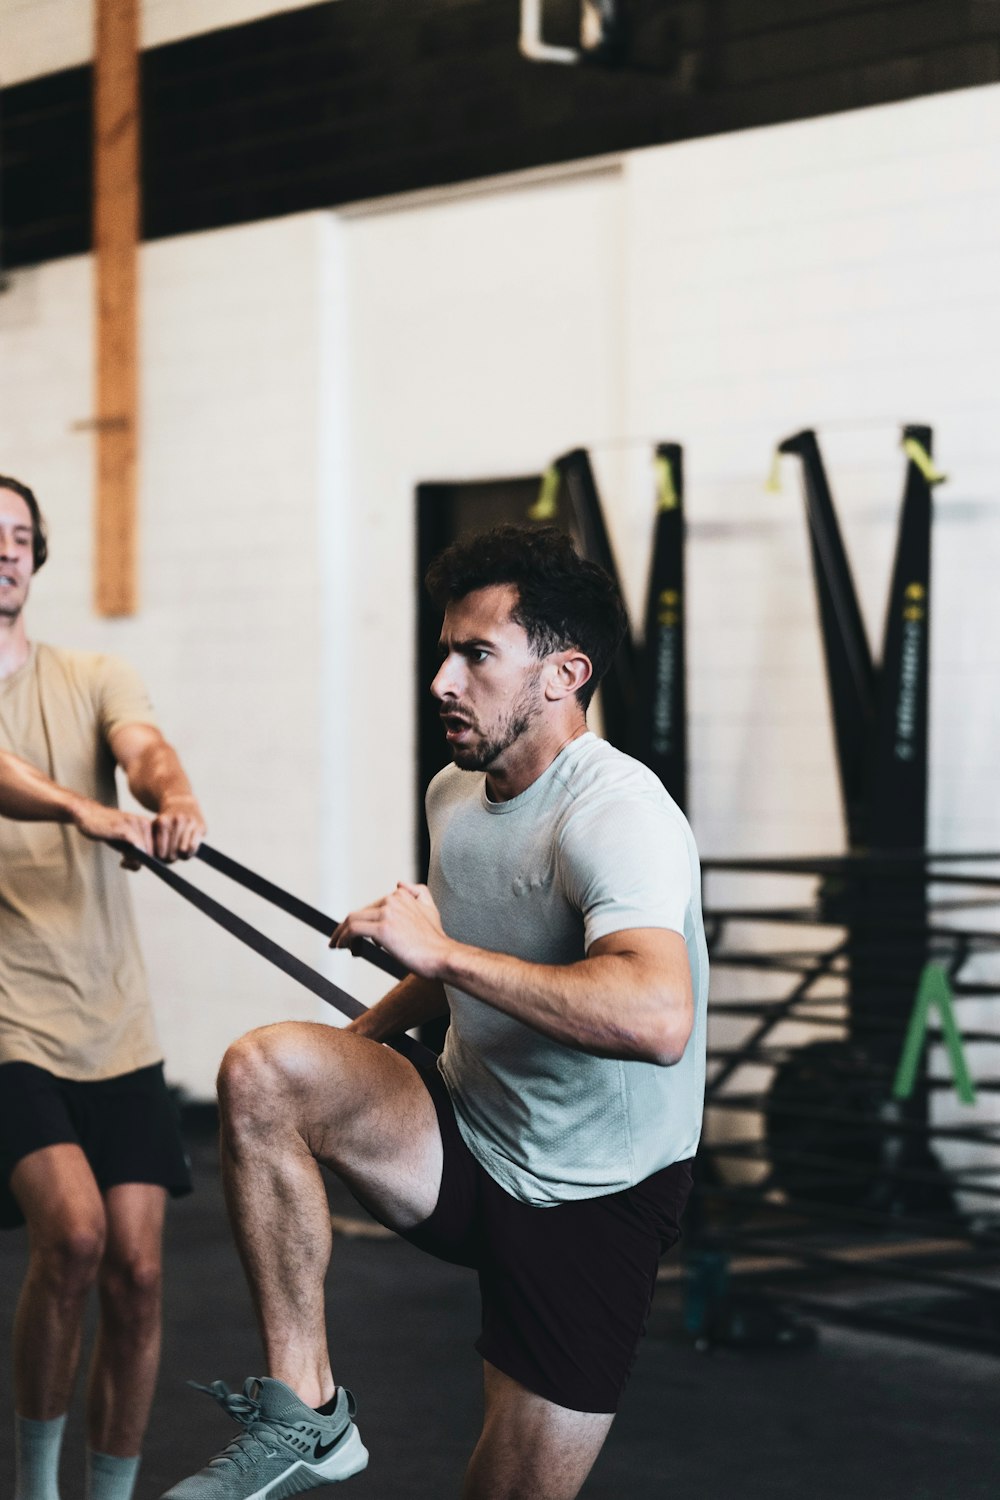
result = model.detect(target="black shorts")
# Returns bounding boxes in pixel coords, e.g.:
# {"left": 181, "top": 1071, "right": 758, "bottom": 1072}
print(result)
{"left": 396, "top": 1062, "right": 692, "bottom": 1414}
{"left": 0, "top": 1060, "right": 193, "bottom": 1229}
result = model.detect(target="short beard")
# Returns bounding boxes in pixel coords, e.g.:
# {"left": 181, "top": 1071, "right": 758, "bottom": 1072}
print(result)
{"left": 452, "top": 674, "right": 543, "bottom": 773}
{"left": 0, "top": 601, "right": 22, "bottom": 621}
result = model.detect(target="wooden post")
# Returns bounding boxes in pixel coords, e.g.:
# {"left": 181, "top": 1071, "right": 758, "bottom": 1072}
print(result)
{"left": 93, "top": 0, "right": 140, "bottom": 616}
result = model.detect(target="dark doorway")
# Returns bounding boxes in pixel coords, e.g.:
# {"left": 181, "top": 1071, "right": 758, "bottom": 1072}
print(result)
{"left": 415, "top": 475, "right": 543, "bottom": 878}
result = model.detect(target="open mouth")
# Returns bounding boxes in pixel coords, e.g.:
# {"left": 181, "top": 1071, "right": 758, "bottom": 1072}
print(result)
{"left": 440, "top": 713, "right": 475, "bottom": 743}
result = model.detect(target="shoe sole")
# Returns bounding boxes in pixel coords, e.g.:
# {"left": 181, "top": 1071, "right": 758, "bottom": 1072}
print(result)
{"left": 238, "top": 1426, "right": 369, "bottom": 1500}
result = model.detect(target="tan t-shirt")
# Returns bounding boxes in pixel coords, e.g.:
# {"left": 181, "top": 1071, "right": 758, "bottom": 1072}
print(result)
{"left": 0, "top": 642, "right": 161, "bottom": 1079}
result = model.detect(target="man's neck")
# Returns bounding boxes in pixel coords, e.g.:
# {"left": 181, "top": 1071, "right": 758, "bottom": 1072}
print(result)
{"left": 0, "top": 618, "right": 30, "bottom": 681}
{"left": 485, "top": 720, "right": 589, "bottom": 803}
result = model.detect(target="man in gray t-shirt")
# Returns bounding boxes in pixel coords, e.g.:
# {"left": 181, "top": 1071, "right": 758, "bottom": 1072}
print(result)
{"left": 429, "top": 729, "right": 707, "bottom": 1206}
{"left": 163, "top": 525, "right": 707, "bottom": 1500}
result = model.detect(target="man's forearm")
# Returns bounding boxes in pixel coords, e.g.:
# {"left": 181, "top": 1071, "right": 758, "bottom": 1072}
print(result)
{"left": 110, "top": 725, "right": 205, "bottom": 860}
{"left": 334, "top": 884, "right": 693, "bottom": 1065}
{"left": 438, "top": 942, "right": 689, "bottom": 1065}
{"left": 0, "top": 750, "right": 82, "bottom": 822}
{"left": 346, "top": 973, "right": 449, "bottom": 1044}
{"left": 0, "top": 749, "right": 154, "bottom": 850}
{"left": 125, "top": 739, "right": 196, "bottom": 812}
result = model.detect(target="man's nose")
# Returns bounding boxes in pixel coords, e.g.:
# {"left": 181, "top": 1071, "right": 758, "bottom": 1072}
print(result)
{"left": 431, "top": 658, "right": 460, "bottom": 700}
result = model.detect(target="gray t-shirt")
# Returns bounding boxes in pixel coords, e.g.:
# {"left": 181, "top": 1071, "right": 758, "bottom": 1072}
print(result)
{"left": 428, "top": 731, "right": 708, "bottom": 1207}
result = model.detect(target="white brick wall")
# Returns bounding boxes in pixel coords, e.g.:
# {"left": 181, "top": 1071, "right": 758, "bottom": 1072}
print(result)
{"left": 335, "top": 169, "right": 628, "bottom": 906}
{"left": 625, "top": 83, "right": 1000, "bottom": 863}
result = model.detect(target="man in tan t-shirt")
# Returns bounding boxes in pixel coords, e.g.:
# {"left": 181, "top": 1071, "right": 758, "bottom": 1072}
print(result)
{"left": 0, "top": 475, "right": 206, "bottom": 1500}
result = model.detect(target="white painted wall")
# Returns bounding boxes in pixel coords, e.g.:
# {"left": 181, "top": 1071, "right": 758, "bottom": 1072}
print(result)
{"left": 0, "top": 0, "right": 332, "bottom": 85}
{"left": 335, "top": 167, "right": 628, "bottom": 909}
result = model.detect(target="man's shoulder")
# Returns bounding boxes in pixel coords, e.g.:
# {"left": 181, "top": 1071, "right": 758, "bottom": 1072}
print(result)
{"left": 559, "top": 734, "right": 681, "bottom": 812}
{"left": 554, "top": 736, "right": 696, "bottom": 853}
{"left": 34, "top": 645, "right": 153, "bottom": 727}
{"left": 36, "top": 642, "right": 118, "bottom": 678}
{"left": 426, "top": 762, "right": 477, "bottom": 814}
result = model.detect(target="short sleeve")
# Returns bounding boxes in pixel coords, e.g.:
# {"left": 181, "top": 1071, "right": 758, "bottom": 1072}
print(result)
{"left": 557, "top": 795, "right": 692, "bottom": 949}
{"left": 90, "top": 655, "right": 158, "bottom": 740}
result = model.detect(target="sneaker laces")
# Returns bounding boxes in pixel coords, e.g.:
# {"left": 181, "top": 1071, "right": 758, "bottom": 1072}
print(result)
{"left": 188, "top": 1381, "right": 282, "bottom": 1472}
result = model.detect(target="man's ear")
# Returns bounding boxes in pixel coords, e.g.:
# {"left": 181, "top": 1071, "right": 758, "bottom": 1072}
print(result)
{"left": 544, "top": 650, "right": 593, "bottom": 701}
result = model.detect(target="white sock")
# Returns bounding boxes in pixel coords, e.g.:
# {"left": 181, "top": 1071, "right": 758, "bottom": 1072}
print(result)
{"left": 14, "top": 1413, "right": 67, "bottom": 1500}
{"left": 85, "top": 1451, "right": 141, "bottom": 1500}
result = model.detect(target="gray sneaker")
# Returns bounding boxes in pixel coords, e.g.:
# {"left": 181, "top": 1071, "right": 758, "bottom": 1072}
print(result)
{"left": 162, "top": 1377, "right": 368, "bottom": 1500}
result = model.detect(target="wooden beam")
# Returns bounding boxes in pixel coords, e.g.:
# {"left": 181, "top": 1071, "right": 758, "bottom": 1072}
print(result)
{"left": 93, "top": 0, "right": 140, "bottom": 617}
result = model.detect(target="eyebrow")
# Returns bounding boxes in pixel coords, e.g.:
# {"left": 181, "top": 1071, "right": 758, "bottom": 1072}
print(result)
{"left": 438, "top": 636, "right": 497, "bottom": 656}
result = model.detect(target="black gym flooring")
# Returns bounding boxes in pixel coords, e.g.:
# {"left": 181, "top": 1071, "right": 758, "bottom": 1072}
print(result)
{"left": 1, "top": 1120, "right": 998, "bottom": 1500}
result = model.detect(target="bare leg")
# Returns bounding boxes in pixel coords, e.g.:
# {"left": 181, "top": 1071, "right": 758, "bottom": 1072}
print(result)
{"left": 86, "top": 1183, "right": 167, "bottom": 1455}
{"left": 11, "top": 1145, "right": 107, "bottom": 1420}
{"left": 217, "top": 1022, "right": 444, "bottom": 1407}
{"left": 462, "top": 1362, "right": 614, "bottom": 1500}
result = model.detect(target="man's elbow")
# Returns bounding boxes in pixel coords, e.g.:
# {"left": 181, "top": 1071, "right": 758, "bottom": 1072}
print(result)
{"left": 643, "top": 1000, "right": 694, "bottom": 1067}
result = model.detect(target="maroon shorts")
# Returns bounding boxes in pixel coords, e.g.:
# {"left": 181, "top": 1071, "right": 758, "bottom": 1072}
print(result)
{"left": 395, "top": 1060, "right": 693, "bottom": 1414}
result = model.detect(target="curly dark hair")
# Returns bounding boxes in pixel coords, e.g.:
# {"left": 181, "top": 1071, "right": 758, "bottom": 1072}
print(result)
{"left": 0, "top": 475, "right": 48, "bottom": 571}
{"left": 425, "top": 524, "right": 627, "bottom": 709}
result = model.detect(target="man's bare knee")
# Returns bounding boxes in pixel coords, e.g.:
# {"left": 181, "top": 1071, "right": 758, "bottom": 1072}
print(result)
{"left": 99, "top": 1247, "right": 163, "bottom": 1340}
{"left": 219, "top": 1026, "right": 284, "bottom": 1116}
{"left": 220, "top": 1024, "right": 315, "bottom": 1115}
{"left": 31, "top": 1215, "right": 107, "bottom": 1306}
{"left": 218, "top": 1024, "right": 371, "bottom": 1146}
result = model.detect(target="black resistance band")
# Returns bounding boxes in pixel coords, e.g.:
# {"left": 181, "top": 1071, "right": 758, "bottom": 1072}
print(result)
{"left": 194, "top": 843, "right": 408, "bottom": 982}
{"left": 109, "top": 840, "right": 434, "bottom": 1068}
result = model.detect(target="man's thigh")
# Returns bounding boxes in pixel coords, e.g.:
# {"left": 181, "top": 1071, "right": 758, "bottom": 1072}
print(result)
{"left": 463, "top": 1362, "right": 614, "bottom": 1500}
{"left": 223, "top": 1022, "right": 445, "bottom": 1233}
{"left": 11, "top": 1142, "right": 106, "bottom": 1248}
{"left": 1, "top": 1061, "right": 81, "bottom": 1228}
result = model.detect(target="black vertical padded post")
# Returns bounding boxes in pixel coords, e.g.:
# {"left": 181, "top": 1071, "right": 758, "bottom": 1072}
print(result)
{"left": 862, "top": 427, "right": 932, "bottom": 1098}
{"left": 635, "top": 443, "right": 687, "bottom": 808}
{"left": 415, "top": 483, "right": 456, "bottom": 882}
{"left": 776, "top": 427, "right": 943, "bottom": 1206}
{"left": 554, "top": 448, "right": 636, "bottom": 751}
{"left": 869, "top": 426, "right": 932, "bottom": 852}
{"left": 779, "top": 429, "right": 876, "bottom": 849}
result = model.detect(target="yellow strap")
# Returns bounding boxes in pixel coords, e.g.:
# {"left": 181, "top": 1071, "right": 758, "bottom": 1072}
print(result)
{"left": 765, "top": 447, "right": 783, "bottom": 492}
{"left": 902, "top": 437, "right": 947, "bottom": 485}
{"left": 528, "top": 465, "right": 560, "bottom": 521}
{"left": 655, "top": 454, "right": 679, "bottom": 512}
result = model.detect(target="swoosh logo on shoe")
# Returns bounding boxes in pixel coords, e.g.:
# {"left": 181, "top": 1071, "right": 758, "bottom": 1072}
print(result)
{"left": 313, "top": 1433, "right": 344, "bottom": 1461}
